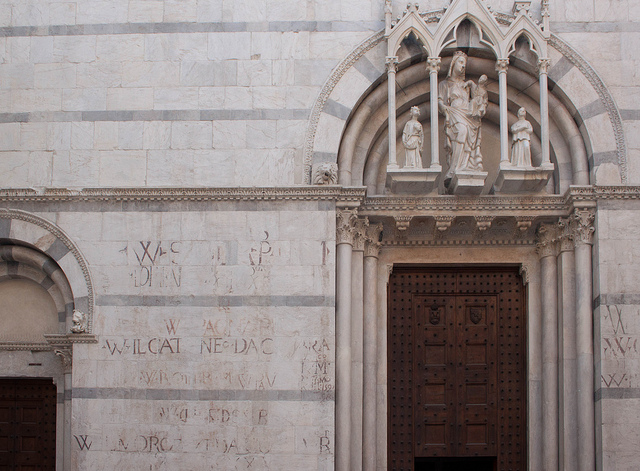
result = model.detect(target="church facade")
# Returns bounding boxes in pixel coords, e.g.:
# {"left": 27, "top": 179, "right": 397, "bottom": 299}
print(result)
{"left": 0, "top": 1, "right": 638, "bottom": 470}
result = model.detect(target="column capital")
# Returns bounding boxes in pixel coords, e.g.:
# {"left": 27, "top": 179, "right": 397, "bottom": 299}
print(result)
{"left": 572, "top": 208, "right": 595, "bottom": 246}
{"left": 536, "top": 222, "right": 559, "bottom": 258}
{"left": 352, "top": 217, "right": 369, "bottom": 252}
{"left": 537, "top": 58, "right": 550, "bottom": 75}
{"left": 364, "top": 222, "right": 383, "bottom": 258}
{"left": 336, "top": 209, "right": 358, "bottom": 245}
{"left": 55, "top": 347, "right": 73, "bottom": 373}
{"left": 495, "top": 58, "right": 509, "bottom": 74}
{"left": 426, "top": 57, "right": 441, "bottom": 73}
{"left": 558, "top": 217, "right": 574, "bottom": 253}
{"left": 385, "top": 56, "right": 399, "bottom": 73}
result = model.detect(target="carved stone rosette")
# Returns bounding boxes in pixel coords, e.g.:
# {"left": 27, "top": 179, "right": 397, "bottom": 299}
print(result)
{"left": 336, "top": 209, "right": 358, "bottom": 245}
{"left": 352, "top": 217, "right": 370, "bottom": 251}
{"left": 572, "top": 208, "right": 595, "bottom": 246}
{"left": 536, "top": 222, "right": 559, "bottom": 258}
{"left": 364, "top": 223, "right": 384, "bottom": 258}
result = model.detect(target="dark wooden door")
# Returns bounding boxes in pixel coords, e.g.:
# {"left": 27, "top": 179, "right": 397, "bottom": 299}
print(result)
{"left": 389, "top": 268, "right": 526, "bottom": 471}
{"left": 0, "top": 378, "right": 56, "bottom": 471}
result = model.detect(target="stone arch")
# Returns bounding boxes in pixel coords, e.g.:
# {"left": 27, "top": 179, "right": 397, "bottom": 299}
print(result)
{"left": 304, "top": 32, "right": 627, "bottom": 186}
{"left": 0, "top": 209, "right": 94, "bottom": 333}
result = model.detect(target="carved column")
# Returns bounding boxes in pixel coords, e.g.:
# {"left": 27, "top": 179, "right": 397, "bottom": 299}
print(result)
{"left": 536, "top": 223, "right": 559, "bottom": 471}
{"left": 496, "top": 59, "right": 510, "bottom": 167}
{"left": 350, "top": 218, "right": 368, "bottom": 471}
{"left": 386, "top": 56, "right": 399, "bottom": 169}
{"left": 572, "top": 207, "right": 595, "bottom": 471}
{"left": 336, "top": 208, "right": 357, "bottom": 471}
{"left": 558, "top": 218, "right": 578, "bottom": 471}
{"left": 538, "top": 58, "right": 552, "bottom": 168}
{"left": 363, "top": 223, "right": 382, "bottom": 471}
{"left": 427, "top": 57, "right": 442, "bottom": 170}
{"left": 55, "top": 347, "right": 73, "bottom": 470}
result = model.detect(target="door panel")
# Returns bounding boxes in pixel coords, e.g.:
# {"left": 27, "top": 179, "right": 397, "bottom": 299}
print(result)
{"left": 0, "top": 379, "right": 56, "bottom": 471}
{"left": 389, "top": 268, "right": 525, "bottom": 471}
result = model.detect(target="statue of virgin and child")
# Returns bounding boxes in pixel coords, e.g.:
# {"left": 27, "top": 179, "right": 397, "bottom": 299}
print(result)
{"left": 438, "top": 51, "right": 488, "bottom": 184}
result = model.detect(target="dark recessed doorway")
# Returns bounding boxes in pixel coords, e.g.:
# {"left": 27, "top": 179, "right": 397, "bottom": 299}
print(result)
{"left": 388, "top": 267, "right": 526, "bottom": 471}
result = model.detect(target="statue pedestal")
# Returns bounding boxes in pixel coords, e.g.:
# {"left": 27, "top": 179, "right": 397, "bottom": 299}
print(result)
{"left": 386, "top": 168, "right": 441, "bottom": 195}
{"left": 448, "top": 171, "right": 487, "bottom": 195}
{"left": 493, "top": 165, "right": 554, "bottom": 193}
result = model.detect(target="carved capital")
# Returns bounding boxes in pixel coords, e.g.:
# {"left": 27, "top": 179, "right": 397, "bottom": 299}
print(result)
{"left": 495, "top": 59, "right": 509, "bottom": 74}
{"left": 519, "top": 263, "right": 530, "bottom": 285}
{"left": 352, "top": 217, "right": 369, "bottom": 251}
{"left": 55, "top": 347, "right": 72, "bottom": 373}
{"left": 386, "top": 56, "right": 399, "bottom": 73}
{"left": 537, "top": 58, "right": 550, "bottom": 75}
{"left": 364, "top": 222, "right": 383, "bottom": 258}
{"left": 336, "top": 209, "right": 358, "bottom": 245}
{"left": 558, "top": 217, "right": 574, "bottom": 252}
{"left": 426, "top": 57, "right": 441, "bottom": 74}
{"left": 536, "top": 222, "right": 559, "bottom": 258}
{"left": 572, "top": 208, "right": 595, "bottom": 246}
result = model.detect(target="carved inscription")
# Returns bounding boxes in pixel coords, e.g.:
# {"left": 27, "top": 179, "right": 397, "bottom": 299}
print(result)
{"left": 103, "top": 338, "right": 181, "bottom": 355}
{"left": 74, "top": 434, "right": 92, "bottom": 450}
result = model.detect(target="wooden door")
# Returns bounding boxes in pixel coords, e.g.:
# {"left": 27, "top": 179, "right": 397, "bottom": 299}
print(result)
{"left": 0, "top": 378, "right": 56, "bottom": 471}
{"left": 389, "top": 268, "right": 526, "bottom": 471}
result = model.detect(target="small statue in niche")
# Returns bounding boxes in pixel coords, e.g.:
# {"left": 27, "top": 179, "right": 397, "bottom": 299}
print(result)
{"left": 401, "top": 106, "right": 424, "bottom": 169}
{"left": 510, "top": 107, "right": 534, "bottom": 167}
{"left": 70, "top": 309, "right": 88, "bottom": 333}
{"left": 438, "top": 51, "right": 485, "bottom": 182}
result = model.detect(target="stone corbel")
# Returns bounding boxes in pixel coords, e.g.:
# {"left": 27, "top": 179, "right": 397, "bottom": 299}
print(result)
{"left": 394, "top": 215, "right": 412, "bottom": 232}
{"left": 434, "top": 216, "right": 454, "bottom": 233}
{"left": 475, "top": 216, "right": 495, "bottom": 232}
{"left": 336, "top": 209, "right": 358, "bottom": 245}
{"left": 515, "top": 216, "right": 535, "bottom": 233}
{"left": 519, "top": 263, "right": 531, "bottom": 285}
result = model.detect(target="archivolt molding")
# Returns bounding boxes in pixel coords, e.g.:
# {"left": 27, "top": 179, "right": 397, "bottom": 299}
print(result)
{"left": 549, "top": 34, "right": 628, "bottom": 184}
{"left": 303, "top": 30, "right": 385, "bottom": 183}
{"left": 0, "top": 208, "right": 95, "bottom": 336}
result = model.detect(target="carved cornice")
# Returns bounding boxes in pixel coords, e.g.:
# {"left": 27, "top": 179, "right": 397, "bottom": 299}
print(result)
{"left": 364, "top": 222, "right": 384, "bottom": 258}
{"left": 336, "top": 209, "right": 358, "bottom": 245}
{"left": 303, "top": 30, "right": 385, "bottom": 183}
{"left": 549, "top": 34, "right": 628, "bottom": 184}
{"left": 537, "top": 58, "right": 550, "bottom": 74}
{"left": 572, "top": 208, "right": 595, "bottom": 246}
{"left": 383, "top": 238, "right": 535, "bottom": 247}
{"left": 0, "top": 187, "right": 367, "bottom": 203}
{"left": 352, "top": 217, "right": 369, "bottom": 251}
{"left": 536, "top": 223, "right": 559, "bottom": 258}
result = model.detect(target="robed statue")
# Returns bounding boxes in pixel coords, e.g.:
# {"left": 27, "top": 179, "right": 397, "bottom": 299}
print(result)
{"left": 402, "top": 106, "right": 424, "bottom": 168}
{"left": 438, "top": 51, "right": 487, "bottom": 183}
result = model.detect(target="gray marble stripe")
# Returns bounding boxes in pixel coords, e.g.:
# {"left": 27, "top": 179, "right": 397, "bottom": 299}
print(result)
{"left": 313, "top": 151, "right": 337, "bottom": 163}
{"left": 96, "top": 295, "right": 334, "bottom": 307}
{"left": 0, "top": 21, "right": 383, "bottom": 37}
{"left": 41, "top": 276, "right": 55, "bottom": 290}
{"left": 550, "top": 22, "right": 640, "bottom": 33}
{"left": 354, "top": 55, "right": 384, "bottom": 83}
{"left": 590, "top": 150, "right": 618, "bottom": 167}
{"left": 0, "top": 218, "right": 10, "bottom": 238}
{"left": 46, "top": 238, "right": 70, "bottom": 261}
{"left": 596, "top": 387, "right": 640, "bottom": 401}
{"left": 323, "top": 99, "right": 351, "bottom": 121}
{"left": 72, "top": 387, "right": 334, "bottom": 402}
{"left": 548, "top": 56, "right": 574, "bottom": 84}
{"left": 0, "top": 109, "right": 310, "bottom": 123}
{"left": 577, "top": 99, "right": 606, "bottom": 122}
{"left": 620, "top": 109, "right": 640, "bottom": 121}
{"left": 593, "top": 293, "right": 640, "bottom": 309}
